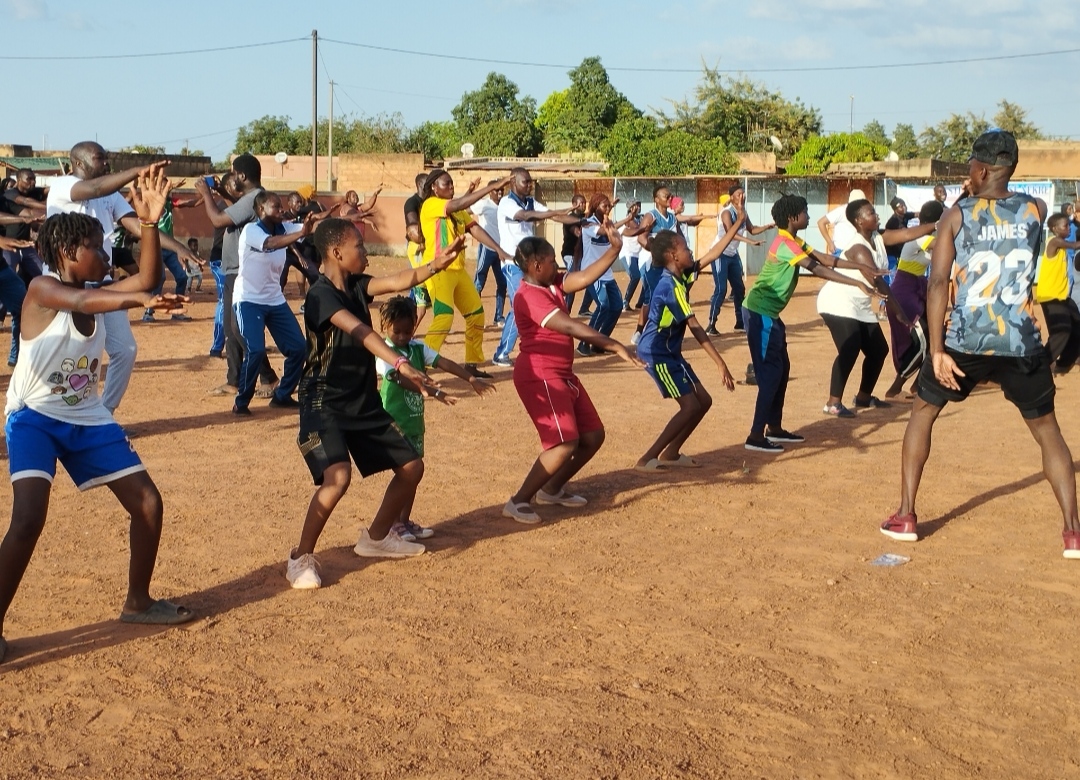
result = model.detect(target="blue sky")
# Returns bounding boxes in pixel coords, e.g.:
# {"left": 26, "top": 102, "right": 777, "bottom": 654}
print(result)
{"left": 1, "top": 0, "right": 1073, "bottom": 160}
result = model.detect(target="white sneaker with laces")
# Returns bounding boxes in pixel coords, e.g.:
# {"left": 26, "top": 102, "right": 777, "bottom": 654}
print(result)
{"left": 286, "top": 551, "right": 322, "bottom": 589}
{"left": 536, "top": 488, "right": 587, "bottom": 507}
{"left": 630, "top": 331, "right": 641, "bottom": 346}
{"left": 502, "top": 499, "right": 541, "bottom": 524}
{"left": 354, "top": 528, "right": 425, "bottom": 558}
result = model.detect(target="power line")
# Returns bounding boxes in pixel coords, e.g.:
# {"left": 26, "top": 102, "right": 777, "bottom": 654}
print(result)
{"left": 322, "top": 37, "right": 1080, "bottom": 74}
{"left": 333, "top": 82, "right": 455, "bottom": 103}
{"left": 0, "top": 37, "right": 306, "bottom": 61}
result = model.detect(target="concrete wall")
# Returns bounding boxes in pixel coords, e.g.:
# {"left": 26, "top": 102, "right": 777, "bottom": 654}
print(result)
{"left": 1015, "top": 141, "right": 1080, "bottom": 180}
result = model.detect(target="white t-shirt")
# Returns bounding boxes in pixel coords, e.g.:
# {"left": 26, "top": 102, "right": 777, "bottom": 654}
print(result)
{"left": 816, "top": 232, "right": 887, "bottom": 323}
{"left": 497, "top": 194, "right": 548, "bottom": 257}
{"left": 580, "top": 216, "right": 614, "bottom": 282}
{"left": 620, "top": 220, "right": 640, "bottom": 260}
{"left": 46, "top": 175, "right": 134, "bottom": 261}
{"left": 715, "top": 204, "right": 747, "bottom": 257}
{"left": 237, "top": 220, "right": 303, "bottom": 306}
{"left": 470, "top": 197, "right": 500, "bottom": 245}
{"left": 824, "top": 204, "right": 858, "bottom": 253}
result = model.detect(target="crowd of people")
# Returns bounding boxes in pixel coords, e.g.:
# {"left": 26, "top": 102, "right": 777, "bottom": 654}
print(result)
{"left": 1, "top": 129, "right": 1078, "bottom": 663}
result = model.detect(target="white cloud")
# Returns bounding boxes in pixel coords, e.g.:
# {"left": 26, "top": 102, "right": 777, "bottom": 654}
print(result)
{"left": 4, "top": 0, "right": 47, "bottom": 20}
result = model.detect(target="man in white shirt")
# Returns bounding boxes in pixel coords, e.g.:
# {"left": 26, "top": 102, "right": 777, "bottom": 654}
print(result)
{"left": 47, "top": 142, "right": 199, "bottom": 412}
{"left": 470, "top": 182, "right": 506, "bottom": 327}
{"left": 491, "top": 168, "right": 580, "bottom": 367}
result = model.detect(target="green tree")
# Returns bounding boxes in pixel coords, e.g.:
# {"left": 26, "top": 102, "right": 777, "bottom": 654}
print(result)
{"left": 407, "top": 121, "right": 462, "bottom": 161}
{"left": 535, "top": 89, "right": 570, "bottom": 136}
{"left": 233, "top": 115, "right": 306, "bottom": 155}
{"left": 861, "top": 120, "right": 889, "bottom": 148}
{"left": 541, "top": 57, "right": 640, "bottom": 153}
{"left": 663, "top": 67, "right": 822, "bottom": 154}
{"left": 891, "top": 123, "right": 919, "bottom": 159}
{"left": 177, "top": 146, "right": 205, "bottom": 157}
{"left": 918, "top": 112, "right": 990, "bottom": 162}
{"left": 785, "top": 133, "right": 888, "bottom": 175}
{"left": 992, "top": 100, "right": 1042, "bottom": 140}
{"left": 600, "top": 119, "right": 738, "bottom": 176}
{"left": 451, "top": 72, "right": 540, "bottom": 157}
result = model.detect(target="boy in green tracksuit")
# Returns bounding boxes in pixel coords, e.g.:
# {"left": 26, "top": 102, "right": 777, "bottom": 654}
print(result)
{"left": 376, "top": 295, "right": 496, "bottom": 539}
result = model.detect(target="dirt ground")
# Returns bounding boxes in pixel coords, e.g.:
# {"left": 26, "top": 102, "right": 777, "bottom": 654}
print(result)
{"left": 1, "top": 257, "right": 1078, "bottom": 780}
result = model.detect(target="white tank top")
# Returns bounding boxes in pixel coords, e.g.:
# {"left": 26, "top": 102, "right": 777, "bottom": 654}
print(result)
{"left": 816, "top": 232, "right": 887, "bottom": 323}
{"left": 6, "top": 301, "right": 114, "bottom": 426}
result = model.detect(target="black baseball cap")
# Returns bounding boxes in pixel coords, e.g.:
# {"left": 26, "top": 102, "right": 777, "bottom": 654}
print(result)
{"left": 969, "top": 129, "right": 1018, "bottom": 167}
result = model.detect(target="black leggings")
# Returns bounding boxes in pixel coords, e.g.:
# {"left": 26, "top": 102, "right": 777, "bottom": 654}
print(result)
{"left": 820, "top": 313, "right": 889, "bottom": 399}
{"left": 1040, "top": 299, "right": 1080, "bottom": 369}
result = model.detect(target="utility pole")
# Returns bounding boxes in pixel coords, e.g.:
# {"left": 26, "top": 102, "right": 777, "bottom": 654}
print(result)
{"left": 849, "top": 95, "right": 854, "bottom": 134}
{"left": 328, "top": 80, "right": 334, "bottom": 192}
{"left": 311, "top": 29, "right": 318, "bottom": 189}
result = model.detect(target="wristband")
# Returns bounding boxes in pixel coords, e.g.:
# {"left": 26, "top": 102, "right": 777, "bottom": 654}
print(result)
{"left": 393, "top": 356, "right": 409, "bottom": 371}
{"left": 139, "top": 221, "right": 157, "bottom": 228}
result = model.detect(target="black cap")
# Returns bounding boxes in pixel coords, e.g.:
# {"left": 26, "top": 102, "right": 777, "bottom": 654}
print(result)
{"left": 969, "top": 129, "right": 1018, "bottom": 167}
{"left": 889, "top": 196, "right": 905, "bottom": 209}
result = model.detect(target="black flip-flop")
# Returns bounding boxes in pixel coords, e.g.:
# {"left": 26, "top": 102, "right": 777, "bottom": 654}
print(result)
{"left": 119, "top": 600, "right": 195, "bottom": 626}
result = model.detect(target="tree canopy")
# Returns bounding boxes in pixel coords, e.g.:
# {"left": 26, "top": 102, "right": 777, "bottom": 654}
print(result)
{"left": 785, "top": 133, "right": 889, "bottom": 175}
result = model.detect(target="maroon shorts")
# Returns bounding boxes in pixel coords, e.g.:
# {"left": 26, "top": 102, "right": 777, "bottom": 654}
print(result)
{"left": 514, "top": 375, "right": 603, "bottom": 450}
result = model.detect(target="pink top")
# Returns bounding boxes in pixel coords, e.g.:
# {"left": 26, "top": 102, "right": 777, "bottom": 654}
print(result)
{"left": 512, "top": 273, "right": 575, "bottom": 381}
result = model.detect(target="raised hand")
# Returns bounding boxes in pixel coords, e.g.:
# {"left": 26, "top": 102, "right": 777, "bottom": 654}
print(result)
{"left": 601, "top": 218, "right": 624, "bottom": 249}
{"left": 129, "top": 166, "right": 174, "bottom": 226}
{"left": 467, "top": 178, "right": 482, "bottom": 193}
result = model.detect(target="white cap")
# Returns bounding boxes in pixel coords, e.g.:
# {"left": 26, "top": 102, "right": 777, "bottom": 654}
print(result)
{"left": 848, "top": 188, "right": 867, "bottom": 203}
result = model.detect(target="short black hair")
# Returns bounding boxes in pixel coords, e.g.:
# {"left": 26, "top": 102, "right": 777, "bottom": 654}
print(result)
{"left": 16, "top": 168, "right": 34, "bottom": 181}
{"left": 771, "top": 194, "right": 808, "bottom": 229}
{"left": 650, "top": 230, "right": 681, "bottom": 264}
{"left": 1049, "top": 213, "right": 1068, "bottom": 232}
{"left": 37, "top": 212, "right": 103, "bottom": 273}
{"left": 253, "top": 190, "right": 278, "bottom": 214}
{"left": 232, "top": 153, "right": 261, "bottom": 182}
{"left": 918, "top": 200, "right": 945, "bottom": 224}
{"left": 313, "top": 217, "right": 359, "bottom": 261}
{"left": 380, "top": 295, "right": 418, "bottom": 329}
{"left": 414, "top": 172, "right": 427, "bottom": 188}
{"left": 845, "top": 199, "right": 872, "bottom": 226}
{"left": 728, "top": 183, "right": 744, "bottom": 197}
{"left": 513, "top": 236, "right": 555, "bottom": 273}
{"left": 652, "top": 184, "right": 669, "bottom": 199}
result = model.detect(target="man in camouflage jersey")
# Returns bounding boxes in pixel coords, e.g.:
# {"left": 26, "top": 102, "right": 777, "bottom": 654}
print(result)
{"left": 881, "top": 130, "right": 1080, "bottom": 559}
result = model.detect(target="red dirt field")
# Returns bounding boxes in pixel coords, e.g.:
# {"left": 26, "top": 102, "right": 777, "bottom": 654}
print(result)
{"left": 0, "top": 257, "right": 1078, "bottom": 779}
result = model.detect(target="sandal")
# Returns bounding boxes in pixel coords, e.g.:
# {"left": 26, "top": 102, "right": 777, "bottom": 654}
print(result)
{"left": 119, "top": 599, "right": 195, "bottom": 626}
{"left": 657, "top": 454, "right": 701, "bottom": 468}
{"left": 634, "top": 458, "right": 670, "bottom": 473}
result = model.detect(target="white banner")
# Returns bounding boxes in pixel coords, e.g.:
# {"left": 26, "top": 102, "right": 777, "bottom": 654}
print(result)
{"left": 895, "top": 181, "right": 1056, "bottom": 212}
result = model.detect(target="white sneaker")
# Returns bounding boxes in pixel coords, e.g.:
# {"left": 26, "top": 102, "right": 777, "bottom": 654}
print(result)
{"left": 502, "top": 499, "right": 541, "bottom": 524}
{"left": 630, "top": 331, "right": 641, "bottom": 346}
{"left": 286, "top": 551, "right": 322, "bottom": 589}
{"left": 536, "top": 488, "right": 587, "bottom": 507}
{"left": 354, "top": 528, "right": 425, "bottom": 558}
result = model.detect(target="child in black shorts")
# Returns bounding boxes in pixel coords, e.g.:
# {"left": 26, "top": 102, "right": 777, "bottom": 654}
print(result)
{"left": 286, "top": 218, "right": 463, "bottom": 589}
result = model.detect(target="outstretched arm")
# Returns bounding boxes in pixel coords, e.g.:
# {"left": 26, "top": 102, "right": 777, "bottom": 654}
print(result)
{"left": 445, "top": 176, "right": 513, "bottom": 215}
{"left": 697, "top": 209, "right": 746, "bottom": 266}
{"left": 542, "top": 308, "right": 643, "bottom": 368}
{"left": 330, "top": 309, "right": 439, "bottom": 395}
{"left": 368, "top": 236, "right": 466, "bottom": 297}
{"left": 563, "top": 221, "right": 623, "bottom": 293}
{"left": 69, "top": 161, "right": 167, "bottom": 202}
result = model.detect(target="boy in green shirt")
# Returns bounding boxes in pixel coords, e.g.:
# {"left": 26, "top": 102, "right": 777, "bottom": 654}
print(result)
{"left": 376, "top": 295, "right": 496, "bottom": 539}
{"left": 743, "top": 195, "right": 879, "bottom": 453}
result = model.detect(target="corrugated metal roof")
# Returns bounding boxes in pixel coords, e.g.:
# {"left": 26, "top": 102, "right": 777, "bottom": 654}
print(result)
{"left": 0, "top": 156, "right": 66, "bottom": 172}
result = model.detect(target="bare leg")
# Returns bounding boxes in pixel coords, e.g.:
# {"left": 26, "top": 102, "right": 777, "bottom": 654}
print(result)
{"left": 512, "top": 441, "right": 576, "bottom": 505}
{"left": 294, "top": 462, "right": 352, "bottom": 556}
{"left": 0, "top": 478, "right": 51, "bottom": 639}
{"left": 1024, "top": 412, "right": 1080, "bottom": 533}
{"left": 106, "top": 471, "right": 165, "bottom": 616}
{"left": 637, "top": 388, "right": 710, "bottom": 467}
{"left": 544, "top": 428, "right": 605, "bottom": 495}
{"left": 368, "top": 459, "right": 424, "bottom": 541}
{"left": 898, "top": 397, "right": 943, "bottom": 516}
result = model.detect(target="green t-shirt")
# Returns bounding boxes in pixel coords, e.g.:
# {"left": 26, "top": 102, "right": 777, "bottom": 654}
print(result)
{"left": 376, "top": 339, "right": 440, "bottom": 456}
{"left": 157, "top": 198, "right": 174, "bottom": 237}
{"left": 744, "top": 230, "right": 812, "bottom": 319}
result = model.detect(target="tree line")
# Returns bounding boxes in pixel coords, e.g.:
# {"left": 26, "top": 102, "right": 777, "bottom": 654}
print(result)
{"left": 221, "top": 58, "right": 1044, "bottom": 177}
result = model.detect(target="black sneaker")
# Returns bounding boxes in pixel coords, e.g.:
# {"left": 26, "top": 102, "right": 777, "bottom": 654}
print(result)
{"left": 853, "top": 395, "right": 891, "bottom": 409}
{"left": 766, "top": 428, "right": 805, "bottom": 444}
{"left": 464, "top": 364, "right": 493, "bottom": 380}
{"left": 232, "top": 404, "right": 251, "bottom": 416}
{"left": 745, "top": 435, "right": 783, "bottom": 453}
{"left": 705, "top": 325, "right": 720, "bottom": 336}
{"left": 268, "top": 395, "right": 300, "bottom": 409}
{"left": 733, "top": 322, "right": 745, "bottom": 332}
{"left": 576, "top": 344, "right": 593, "bottom": 357}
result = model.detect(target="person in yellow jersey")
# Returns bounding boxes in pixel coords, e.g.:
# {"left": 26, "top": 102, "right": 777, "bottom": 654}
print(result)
{"left": 419, "top": 170, "right": 512, "bottom": 378}
{"left": 1035, "top": 211, "right": 1080, "bottom": 373}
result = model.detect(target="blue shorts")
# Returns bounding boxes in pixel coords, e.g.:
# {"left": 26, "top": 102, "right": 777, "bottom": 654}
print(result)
{"left": 644, "top": 359, "right": 700, "bottom": 399}
{"left": 6, "top": 407, "right": 145, "bottom": 490}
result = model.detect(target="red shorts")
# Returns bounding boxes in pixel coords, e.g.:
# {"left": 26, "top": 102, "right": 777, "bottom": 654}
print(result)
{"left": 514, "top": 376, "right": 603, "bottom": 450}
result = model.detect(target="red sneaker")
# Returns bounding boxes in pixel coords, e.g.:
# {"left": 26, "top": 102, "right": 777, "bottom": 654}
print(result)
{"left": 880, "top": 511, "right": 918, "bottom": 542}
{"left": 1063, "top": 530, "right": 1080, "bottom": 560}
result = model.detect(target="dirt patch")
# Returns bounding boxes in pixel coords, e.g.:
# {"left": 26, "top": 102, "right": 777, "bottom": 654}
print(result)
{"left": 1, "top": 259, "right": 1078, "bottom": 779}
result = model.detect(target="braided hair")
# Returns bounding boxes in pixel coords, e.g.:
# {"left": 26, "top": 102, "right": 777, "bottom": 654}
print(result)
{"left": 771, "top": 194, "right": 809, "bottom": 231}
{"left": 513, "top": 236, "right": 555, "bottom": 273}
{"left": 36, "top": 213, "right": 103, "bottom": 273}
{"left": 379, "top": 295, "right": 417, "bottom": 331}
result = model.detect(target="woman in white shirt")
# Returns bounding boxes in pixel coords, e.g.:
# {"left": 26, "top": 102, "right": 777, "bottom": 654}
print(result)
{"left": 816, "top": 198, "right": 934, "bottom": 416}
{"left": 234, "top": 191, "right": 316, "bottom": 414}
